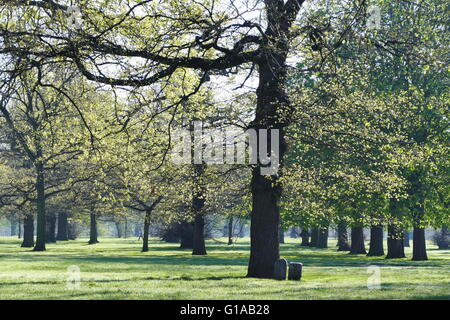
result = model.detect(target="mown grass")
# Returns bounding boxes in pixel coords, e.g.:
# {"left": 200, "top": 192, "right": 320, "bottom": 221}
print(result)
{"left": 0, "top": 236, "right": 448, "bottom": 300}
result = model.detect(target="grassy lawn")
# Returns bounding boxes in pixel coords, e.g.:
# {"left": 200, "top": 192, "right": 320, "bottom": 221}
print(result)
{"left": 0, "top": 236, "right": 449, "bottom": 300}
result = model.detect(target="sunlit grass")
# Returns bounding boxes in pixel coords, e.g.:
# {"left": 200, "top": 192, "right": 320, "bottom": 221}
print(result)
{"left": 0, "top": 236, "right": 448, "bottom": 299}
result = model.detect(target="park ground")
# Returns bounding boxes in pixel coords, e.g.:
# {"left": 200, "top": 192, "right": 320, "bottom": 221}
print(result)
{"left": 0, "top": 237, "right": 449, "bottom": 300}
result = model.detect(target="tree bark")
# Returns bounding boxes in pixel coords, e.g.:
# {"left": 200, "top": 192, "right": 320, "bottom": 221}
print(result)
{"left": 337, "top": 222, "right": 350, "bottom": 251}
{"left": 88, "top": 212, "right": 99, "bottom": 244}
{"left": 317, "top": 227, "right": 328, "bottom": 248}
{"left": 300, "top": 229, "right": 310, "bottom": 246}
{"left": 309, "top": 228, "right": 319, "bottom": 247}
{"left": 21, "top": 215, "right": 34, "bottom": 247}
{"left": 386, "top": 224, "right": 405, "bottom": 259}
{"left": 45, "top": 211, "right": 57, "bottom": 243}
{"left": 227, "top": 217, "right": 233, "bottom": 245}
{"left": 56, "top": 212, "right": 68, "bottom": 241}
{"left": 33, "top": 161, "right": 46, "bottom": 251}
{"left": 367, "top": 225, "right": 384, "bottom": 256}
{"left": 412, "top": 227, "right": 428, "bottom": 261}
{"left": 349, "top": 226, "right": 366, "bottom": 254}
{"left": 192, "top": 213, "right": 207, "bottom": 255}
{"left": 247, "top": 6, "right": 299, "bottom": 277}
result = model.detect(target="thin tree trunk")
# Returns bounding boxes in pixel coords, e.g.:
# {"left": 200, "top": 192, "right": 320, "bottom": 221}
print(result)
{"left": 309, "top": 228, "right": 319, "bottom": 247}
{"left": 386, "top": 224, "right": 405, "bottom": 259}
{"left": 10, "top": 216, "right": 17, "bottom": 236}
{"left": 88, "top": 212, "right": 99, "bottom": 244}
{"left": 115, "top": 221, "right": 122, "bottom": 238}
{"left": 317, "top": 227, "right": 328, "bottom": 248}
{"left": 56, "top": 212, "right": 68, "bottom": 241}
{"left": 21, "top": 215, "right": 34, "bottom": 247}
{"left": 142, "top": 210, "right": 151, "bottom": 252}
{"left": 18, "top": 219, "right": 22, "bottom": 239}
{"left": 228, "top": 217, "right": 233, "bottom": 245}
{"left": 349, "top": 226, "right": 366, "bottom": 254}
{"left": 337, "top": 222, "right": 350, "bottom": 251}
{"left": 45, "top": 211, "right": 56, "bottom": 243}
{"left": 412, "top": 227, "right": 428, "bottom": 261}
{"left": 367, "top": 225, "right": 384, "bottom": 256}
{"left": 192, "top": 213, "right": 207, "bottom": 255}
{"left": 300, "top": 229, "right": 310, "bottom": 246}
{"left": 124, "top": 217, "right": 128, "bottom": 238}
{"left": 192, "top": 164, "right": 207, "bottom": 255}
{"left": 33, "top": 161, "right": 46, "bottom": 251}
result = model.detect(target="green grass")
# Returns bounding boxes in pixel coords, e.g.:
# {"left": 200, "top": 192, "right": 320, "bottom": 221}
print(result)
{"left": 0, "top": 236, "right": 449, "bottom": 299}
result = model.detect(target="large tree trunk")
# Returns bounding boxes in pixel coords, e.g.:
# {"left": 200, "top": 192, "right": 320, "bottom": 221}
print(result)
{"left": 33, "top": 161, "right": 46, "bottom": 251}
{"left": 300, "top": 229, "right": 310, "bottom": 246}
{"left": 412, "top": 227, "right": 428, "bottom": 261}
{"left": 21, "top": 215, "right": 34, "bottom": 247}
{"left": 227, "top": 217, "right": 233, "bottom": 245}
{"left": 88, "top": 213, "right": 99, "bottom": 245}
{"left": 45, "top": 211, "right": 57, "bottom": 243}
{"left": 403, "top": 230, "right": 410, "bottom": 247}
{"left": 367, "top": 225, "right": 384, "bottom": 256}
{"left": 309, "top": 228, "right": 319, "bottom": 247}
{"left": 246, "top": 10, "right": 296, "bottom": 277}
{"left": 180, "top": 221, "right": 194, "bottom": 249}
{"left": 142, "top": 210, "right": 151, "bottom": 252}
{"left": 317, "top": 227, "right": 328, "bottom": 248}
{"left": 337, "top": 222, "right": 350, "bottom": 251}
{"left": 386, "top": 224, "right": 405, "bottom": 259}
{"left": 56, "top": 212, "right": 68, "bottom": 241}
{"left": 349, "top": 226, "right": 366, "bottom": 254}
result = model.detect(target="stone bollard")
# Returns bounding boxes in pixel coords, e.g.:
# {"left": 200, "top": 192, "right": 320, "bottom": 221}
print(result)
{"left": 288, "top": 262, "right": 303, "bottom": 281}
{"left": 273, "top": 258, "right": 288, "bottom": 280}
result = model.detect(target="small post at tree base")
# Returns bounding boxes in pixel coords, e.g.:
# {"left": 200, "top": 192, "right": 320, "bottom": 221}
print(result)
{"left": 288, "top": 262, "right": 303, "bottom": 281}
{"left": 273, "top": 258, "right": 288, "bottom": 280}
